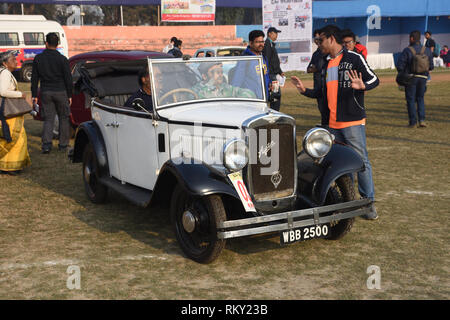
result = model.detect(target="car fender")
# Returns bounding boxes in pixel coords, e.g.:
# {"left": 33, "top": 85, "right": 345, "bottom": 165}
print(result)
{"left": 149, "top": 159, "right": 240, "bottom": 207}
{"left": 70, "top": 121, "right": 109, "bottom": 176}
{"left": 297, "top": 143, "right": 364, "bottom": 205}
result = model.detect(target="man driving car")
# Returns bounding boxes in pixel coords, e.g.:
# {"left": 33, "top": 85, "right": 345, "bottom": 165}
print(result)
{"left": 125, "top": 68, "right": 153, "bottom": 111}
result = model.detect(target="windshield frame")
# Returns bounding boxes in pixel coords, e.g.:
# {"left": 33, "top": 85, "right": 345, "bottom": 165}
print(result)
{"left": 147, "top": 56, "right": 267, "bottom": 111}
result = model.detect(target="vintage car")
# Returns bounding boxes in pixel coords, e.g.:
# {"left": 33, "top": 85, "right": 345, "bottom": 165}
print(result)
{"left": 69, "top": 56, "right": 372, "bottom": 263}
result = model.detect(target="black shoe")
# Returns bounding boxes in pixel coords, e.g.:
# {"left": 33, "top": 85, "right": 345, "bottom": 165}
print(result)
{"left": 58, "top": 145, "right": 68, "bottom": 152}
{"left": 42, "top": 148, "right": 51, "bottom": 154}
{"left": 407, "top": 123, "right": 416, "bottom": 128}
{"left": 1, "top": 170, "right": 21, "bottom": 175}
{"left": 362, "top": 203, "right": 379, "bottom": 220}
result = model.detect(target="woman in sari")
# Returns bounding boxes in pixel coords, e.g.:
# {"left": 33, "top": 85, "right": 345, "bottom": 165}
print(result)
{"left": 0, "top": 50, "right": 31, "bottom": 174}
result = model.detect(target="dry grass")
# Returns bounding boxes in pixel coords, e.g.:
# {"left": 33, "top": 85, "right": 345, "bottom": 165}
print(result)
{"left": 0, "top": 72, "right": 449, "bottom": 299}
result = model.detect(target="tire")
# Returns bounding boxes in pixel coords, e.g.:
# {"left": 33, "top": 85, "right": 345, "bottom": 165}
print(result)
{"left": 82, "top": 143, "right": 108, "bottom": 204}
{"left": 20, "top": 64, "right": 33, "bottom": 82}
{"left": 324, "top": 175, "right": 356, "bottom": 240}
{"left": 170, "top": 184, "right": 226, "bottom": 263}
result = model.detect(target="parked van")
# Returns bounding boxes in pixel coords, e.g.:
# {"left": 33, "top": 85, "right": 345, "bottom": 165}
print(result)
{"left": 0, "top": 14, "right": 69, "bottom": 82}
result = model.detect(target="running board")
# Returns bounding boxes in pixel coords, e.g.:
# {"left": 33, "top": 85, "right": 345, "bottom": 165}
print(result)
{"left": 99, "top": 176, "right": 152, "bottom": 207}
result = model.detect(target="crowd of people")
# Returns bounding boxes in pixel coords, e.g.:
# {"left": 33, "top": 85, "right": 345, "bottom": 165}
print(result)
{"left": 0, "top": 25, "right": 446, "bottom": 221}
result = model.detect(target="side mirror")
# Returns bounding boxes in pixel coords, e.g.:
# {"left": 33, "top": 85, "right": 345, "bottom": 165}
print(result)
{"left": 131, "top": 98, "right": 146, "bottom": 112}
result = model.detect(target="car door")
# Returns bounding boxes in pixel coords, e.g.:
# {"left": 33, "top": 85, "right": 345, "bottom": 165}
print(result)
{"left": 115, "top": 111, "right": 159, "bottom": 190}
{"left": 91, "top": 105, "right": 121, "bottom": 179}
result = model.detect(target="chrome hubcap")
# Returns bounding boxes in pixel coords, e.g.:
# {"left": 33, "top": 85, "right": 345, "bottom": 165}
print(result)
{"left": 182, "top": 210, "right": 196, "bottom": 233}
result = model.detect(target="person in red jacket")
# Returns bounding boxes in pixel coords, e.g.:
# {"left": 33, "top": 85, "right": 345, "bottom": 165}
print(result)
{"left": 341, "top": 29, "right": 368, "bottom": 60}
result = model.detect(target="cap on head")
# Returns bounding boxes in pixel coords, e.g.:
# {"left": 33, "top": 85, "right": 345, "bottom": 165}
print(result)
{"left": 267, "top": 27, "right": 281, "bottom": 34}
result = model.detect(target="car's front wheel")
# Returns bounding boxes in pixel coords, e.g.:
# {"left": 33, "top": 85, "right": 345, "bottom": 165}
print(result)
{"left": 170, "top": 185, "right": 226, "bottom": 263}
{"left": 82, "top": 143, "right": 108, "bottom": 204}
{"left": 324, "top": 175, "right": 356, "bottom": 240}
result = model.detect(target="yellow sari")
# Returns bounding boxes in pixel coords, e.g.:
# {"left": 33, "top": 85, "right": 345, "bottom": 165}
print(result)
{"left": 0, "top": 65, "right": 31, "bottom": 171}
{"left": 0, "top": 114, "right": 31, "bottom": 171}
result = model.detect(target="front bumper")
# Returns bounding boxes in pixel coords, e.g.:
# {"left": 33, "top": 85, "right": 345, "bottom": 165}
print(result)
{"left": 217, "top": 198, "right": 372, "bottom": 240}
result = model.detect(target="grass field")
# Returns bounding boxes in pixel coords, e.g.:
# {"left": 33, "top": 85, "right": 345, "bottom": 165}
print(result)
{"left": 1, "top": 71, "right": 449, "bottom": 300}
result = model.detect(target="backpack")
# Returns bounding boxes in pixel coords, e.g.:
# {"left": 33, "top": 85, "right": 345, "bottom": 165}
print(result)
{"left": 408, "top": 46, "right": 430, "bottom": 74}
{"left": 434, "top": 43, "right": 441, "bottom": 58}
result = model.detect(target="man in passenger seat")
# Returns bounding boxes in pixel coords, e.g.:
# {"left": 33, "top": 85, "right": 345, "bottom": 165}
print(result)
{"left": 125, "top": 68, "right": 153, "bottom": 111}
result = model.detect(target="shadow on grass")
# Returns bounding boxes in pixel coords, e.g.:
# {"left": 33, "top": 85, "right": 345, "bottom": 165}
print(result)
{"left": 22, "top": 119, "right": 184, "bottom": 258}
{"left": 225, "top": 233, "right": 283, "bottom": 256}
{"left": 70, "top": 200, "right": 181, "bottom": 255}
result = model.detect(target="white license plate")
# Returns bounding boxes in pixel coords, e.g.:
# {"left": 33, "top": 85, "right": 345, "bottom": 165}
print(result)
{"left": 280, "top": 224, "right": 329, "bottom": 245}
{"left": 228, "top": 171, "right": 256, "bottom": 213}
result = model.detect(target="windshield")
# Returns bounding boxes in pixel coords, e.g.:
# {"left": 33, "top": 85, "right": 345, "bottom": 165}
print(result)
{"left": 149, "top": 56, "right": 266, "bottom": 109}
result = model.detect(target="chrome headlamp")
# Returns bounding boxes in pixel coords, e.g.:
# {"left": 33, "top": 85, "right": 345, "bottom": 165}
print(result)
{"left": 302, "top": 128, "right": 334, "bottom": 159}
{"left": 223, "top": 139, "right": 249, "bottom": 172}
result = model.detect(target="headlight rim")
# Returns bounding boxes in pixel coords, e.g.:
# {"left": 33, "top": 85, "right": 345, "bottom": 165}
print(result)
{"left": 302, "top": 127, "right": 334, "bottom": 159}
{"left": 223, "top": 138, "right": 249, "bottom": 172}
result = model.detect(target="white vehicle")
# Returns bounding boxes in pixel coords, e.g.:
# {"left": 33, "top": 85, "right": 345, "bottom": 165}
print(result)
{"left": 0, "top": 14, "right": 69, "bottom": 81}
{"left": 193, "top": 46, "right": 246, "bottom": 58}
{"left": 70, "top": 56, "right": 372, "bottom": 263}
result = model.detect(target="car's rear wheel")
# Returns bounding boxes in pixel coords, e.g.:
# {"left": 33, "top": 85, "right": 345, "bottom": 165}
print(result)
{"left": 324, "top": 175, "right": 356, "bottom": 240}
{"left": 82, "top": 143, "right": 108, "bottom": 203}
{"left": 170, "top": 184, "right": 226, "bottom": 264}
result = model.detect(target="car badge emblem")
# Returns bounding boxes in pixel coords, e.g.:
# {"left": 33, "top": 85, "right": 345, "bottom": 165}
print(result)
{"left": 258, "top": 141, "right": 276, "bottom": 160}
{"left": 271, "top": 171, "right": 282, "bottom": 189}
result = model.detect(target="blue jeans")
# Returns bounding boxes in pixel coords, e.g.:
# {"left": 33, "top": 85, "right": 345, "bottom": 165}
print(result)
{"left": 405, "top": 77, "right": 427, "bottom": 125}
{"left": 329, "top": 125, "right": 375, "bottom": 201}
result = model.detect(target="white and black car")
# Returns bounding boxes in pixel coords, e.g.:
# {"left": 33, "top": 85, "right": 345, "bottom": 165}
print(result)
{"left": 70, "top": 56, "right": 372, "bottom": 263}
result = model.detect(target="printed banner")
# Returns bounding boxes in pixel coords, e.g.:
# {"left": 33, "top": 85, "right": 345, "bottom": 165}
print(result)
{"left": 263, "top": 0, "right": 313, "bottom": 71}
{"left": 161, "top": 0, "right": 216, "bottom": 22}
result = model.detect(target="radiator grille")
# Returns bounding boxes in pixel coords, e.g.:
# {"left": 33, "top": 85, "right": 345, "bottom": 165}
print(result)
{"left": 247, "top": 122, "right": 295, "bottom": 201}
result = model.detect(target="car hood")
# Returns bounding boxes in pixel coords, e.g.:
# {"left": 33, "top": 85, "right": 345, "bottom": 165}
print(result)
{"left": 157, "top": 101, "right": 271, "bottom": 128}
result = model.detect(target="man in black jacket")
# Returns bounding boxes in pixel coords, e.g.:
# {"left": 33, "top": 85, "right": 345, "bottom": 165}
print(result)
{"left": 263, "top": 27, "right": 284, "bottom": 111}
{"left": 291, "top": 25, "right": 379, "bottom": 220}
{"left": 31, "top": 32, "right": 72, "bottom": 154}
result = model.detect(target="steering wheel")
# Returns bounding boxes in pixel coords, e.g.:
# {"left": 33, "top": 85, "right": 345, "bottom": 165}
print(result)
{"left": 158, "top": 88, "right": 198, "bottom": 104}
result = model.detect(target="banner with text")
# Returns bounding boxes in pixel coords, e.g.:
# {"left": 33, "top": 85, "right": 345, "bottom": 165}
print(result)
{"left": 263, "top": 0, "right": 312, "bottom": 71}
{"left": 161, "top": 0, "right": 216, "bottom": 22}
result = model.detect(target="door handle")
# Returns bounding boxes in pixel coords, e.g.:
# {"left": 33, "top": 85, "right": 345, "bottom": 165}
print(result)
{"left": 106, "top": 122, "right": 119, "bottom": 128}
